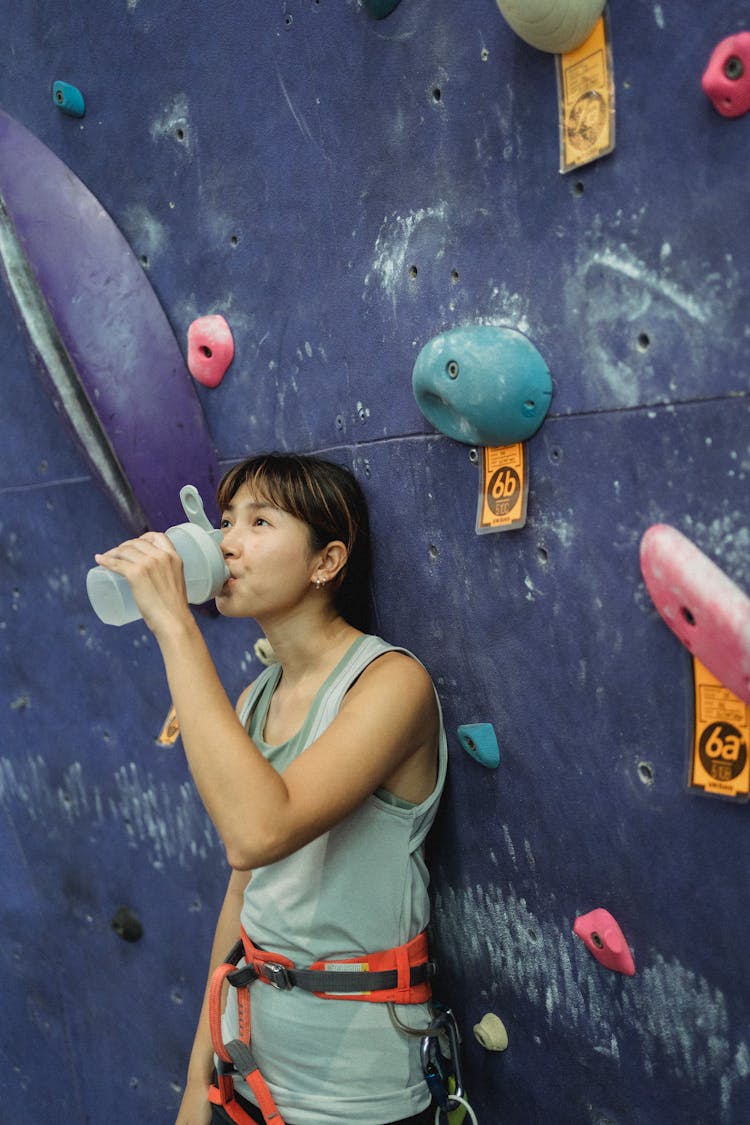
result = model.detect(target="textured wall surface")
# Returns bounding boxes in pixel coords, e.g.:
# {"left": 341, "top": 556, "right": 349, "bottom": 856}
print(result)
{"left": 1, "top": 2, "right": 748, "bottom": 1122}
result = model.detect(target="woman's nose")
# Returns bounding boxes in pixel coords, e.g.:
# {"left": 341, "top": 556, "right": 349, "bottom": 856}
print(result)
{"left": 220, "top": 528, "right": 239, "bottom": 557}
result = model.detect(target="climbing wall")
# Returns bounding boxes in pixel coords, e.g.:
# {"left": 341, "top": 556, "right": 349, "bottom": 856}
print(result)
{"left": 1, "top": 2, "right": 748, "bottom": 1122}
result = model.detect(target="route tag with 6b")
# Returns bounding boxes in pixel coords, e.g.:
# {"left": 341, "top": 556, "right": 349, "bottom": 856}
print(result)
{"left": 476, "top": 443, "right": 529, "bottom": 534}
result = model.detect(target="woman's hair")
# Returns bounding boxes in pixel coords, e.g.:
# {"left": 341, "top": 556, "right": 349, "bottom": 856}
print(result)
{"left": 217, "top": 453, "right": 372, "bottom": 632}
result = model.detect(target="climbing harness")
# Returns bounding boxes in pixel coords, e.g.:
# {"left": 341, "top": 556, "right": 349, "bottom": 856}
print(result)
{"left": 208, "top": 925, "right": 437, "bottom": 1125}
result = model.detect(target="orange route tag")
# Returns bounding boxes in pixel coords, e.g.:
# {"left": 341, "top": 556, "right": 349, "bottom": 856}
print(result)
{"left": 156, "top": 702, "right": 181, "bottom": 746}
{"left": 476, "top": 443, "right": 529, "bottom": 534}
{"left": 689, "top": 657, "right": 750, "bottom": 801}
{"left": 556, "top": 13, "right": 615, "bottom": 173}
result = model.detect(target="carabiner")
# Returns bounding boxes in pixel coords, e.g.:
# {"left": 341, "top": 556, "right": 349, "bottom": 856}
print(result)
{"left": 420, "top": 1007, "right": 465, "bottom": 1110}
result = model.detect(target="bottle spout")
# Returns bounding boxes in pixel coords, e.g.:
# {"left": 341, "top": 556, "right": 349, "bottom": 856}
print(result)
{"left": 179, "top": 485, "right": 215, "bottom": 534}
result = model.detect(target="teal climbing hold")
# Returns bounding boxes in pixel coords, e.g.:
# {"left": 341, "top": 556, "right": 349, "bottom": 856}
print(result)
{"left": 458, "top": 724, "right": 501, "bottom": 768}
{"left": 52, "top": 81, "right": 85, "bottom": 118}
{"left": 412, "top": 325, "right": 552, "bottom": 447}
{"left": 363, "top": 0, "right": 403, "bottom": 18}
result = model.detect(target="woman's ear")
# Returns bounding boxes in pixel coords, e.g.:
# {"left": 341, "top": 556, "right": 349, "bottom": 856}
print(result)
{"left": 312, "top": 540, "right": 348, "bottom": 587}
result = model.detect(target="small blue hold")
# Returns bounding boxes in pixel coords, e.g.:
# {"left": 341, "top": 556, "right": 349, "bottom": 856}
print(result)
{"left": 53, "top": 81, "right": 85, "bottom": 118}
{"left": 457, "top": 723, "right": 500, "bottom": 769}
{"left": 412, "top": 325, "right": 552, "bottom": 446}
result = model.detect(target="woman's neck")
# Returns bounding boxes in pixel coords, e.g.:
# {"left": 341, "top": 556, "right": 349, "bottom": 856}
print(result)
{"left": 260, "top": 608, "right": 362, "bottom": 689}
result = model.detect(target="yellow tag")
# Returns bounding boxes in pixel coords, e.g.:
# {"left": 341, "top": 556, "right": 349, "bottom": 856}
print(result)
{"left": 476, "top": 443, "right": 528, "bottom": 534}
{"left": 322, "top": 962, "right": 370, "bottom": 996}
{"left": 556, "top": 14, "right": 615, "bottom": 173}
{"left": 690, "top": 658, "right": 750, "bottom": 801}
{"left": 156, "top": 703, "right": 180, "bottom": 746}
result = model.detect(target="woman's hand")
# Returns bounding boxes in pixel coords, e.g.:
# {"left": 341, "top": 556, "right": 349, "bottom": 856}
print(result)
{"left": 95, "top": 532, "right": 192, "bottom": 637}
{"left": 174, "top": 1078, "right": 212, "bottom": 1125}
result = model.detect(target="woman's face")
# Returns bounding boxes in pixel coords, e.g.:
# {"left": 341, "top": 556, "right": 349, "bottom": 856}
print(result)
{"left": 214, "top": 482, "right": 319, "bottom": 620}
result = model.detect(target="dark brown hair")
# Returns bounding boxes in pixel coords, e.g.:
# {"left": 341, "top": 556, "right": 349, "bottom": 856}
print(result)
{"left": 217, "top": 453, "right": 372, "bottom": 631}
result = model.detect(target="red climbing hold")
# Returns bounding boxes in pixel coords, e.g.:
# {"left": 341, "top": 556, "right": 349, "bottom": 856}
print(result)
{"left": 702, "top": 32, "right": 750, "bottom": 118}
{"left": 573, "top": 909, "right": 635, "bottom": 976}
{"left": 640, "top": 524, "right": 750, "bottom": 706}
{"left": 187, "top": 315, "right": 234, "bottom": 387}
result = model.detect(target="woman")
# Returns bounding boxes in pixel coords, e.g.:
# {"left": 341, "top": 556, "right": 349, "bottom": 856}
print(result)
{"left": 95, "top": 453, "right": 447, "bottom": 1125}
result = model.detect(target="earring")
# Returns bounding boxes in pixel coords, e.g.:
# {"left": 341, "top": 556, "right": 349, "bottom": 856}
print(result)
{"left": 314, "top": 577, "right": 327, "bottom": 589}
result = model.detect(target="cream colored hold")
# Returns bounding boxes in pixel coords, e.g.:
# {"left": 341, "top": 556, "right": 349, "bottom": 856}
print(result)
{"left": 495, "top": 0, "right": 606, "bottom": 54}
{"left": 473, "top": 1012, "right": 509, "bottom": 1051}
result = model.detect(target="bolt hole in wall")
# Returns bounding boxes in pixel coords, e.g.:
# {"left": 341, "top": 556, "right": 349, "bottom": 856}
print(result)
{"left": 637, "top": 331, "right": 651, "bottom": 351}
{"left": 111, "top": 906, "right": 143, "bottom": 942}
{"left": 432, "top": 88, "right": 442, "bottom": 103}
{"left": 572, "top": 180, "right": 585, "bottom": 197}
{"left": 230, "top": 234, "right": 239, "bottom": 247}
{"left": 428, "top": 544, "right": 439, "bottom": 560}
{"left": 637, "top": 761, "right": 655, "bottom": 786}
{"left": 408, "top": 264, "right": 418, "bottom": 280}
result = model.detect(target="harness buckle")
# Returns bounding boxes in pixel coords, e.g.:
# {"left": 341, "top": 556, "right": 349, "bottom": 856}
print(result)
{"left": 262, "top": 962, "right": 294, "bottom": 990}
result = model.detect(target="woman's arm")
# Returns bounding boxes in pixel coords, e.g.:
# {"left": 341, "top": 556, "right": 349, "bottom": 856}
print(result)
{"left": 175, "top": 866, "right": 251, "bottom": 1125}
{"left": 94, "top": 534, "right": 438, "bottom": 869}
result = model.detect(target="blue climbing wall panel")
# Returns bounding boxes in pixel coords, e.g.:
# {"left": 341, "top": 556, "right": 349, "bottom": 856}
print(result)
{"left": 1, "top": 2, "right": 748, "bottom": 1122}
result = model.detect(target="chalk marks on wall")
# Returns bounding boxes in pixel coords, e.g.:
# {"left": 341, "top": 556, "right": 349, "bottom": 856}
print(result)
{"left": 433, "top": 873, "right": 749, "bottom": 1124}
{"left": 0, "top": 754, "right": 220, "bottom": 870}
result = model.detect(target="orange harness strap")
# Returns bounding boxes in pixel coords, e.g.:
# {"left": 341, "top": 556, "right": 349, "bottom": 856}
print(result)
{"left": 207, "top": 928, "right": 435, "bottom": 1125}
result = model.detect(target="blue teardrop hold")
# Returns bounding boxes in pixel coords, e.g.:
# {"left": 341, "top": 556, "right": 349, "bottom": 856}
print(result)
{"left": 457, "top": 723, "right": 500, "bottom": 768}
{"left": 412, "top": 325, "right": 552, "bottom": 446}
{"left": 52, "top": 81, "right": 86, "bottom": 118}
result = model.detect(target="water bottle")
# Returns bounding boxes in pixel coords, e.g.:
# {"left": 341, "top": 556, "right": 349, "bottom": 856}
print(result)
{"left": 86, "top": 485, "right": 230, "bottom": 626}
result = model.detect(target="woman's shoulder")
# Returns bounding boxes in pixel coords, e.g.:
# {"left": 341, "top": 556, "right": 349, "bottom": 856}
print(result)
{"left": 349, "top": 641, "right": 436, "bottom": 707}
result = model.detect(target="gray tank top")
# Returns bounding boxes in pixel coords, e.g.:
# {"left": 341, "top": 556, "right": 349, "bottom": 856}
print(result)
{"left": 221, "top": 634, "right": 447, "bottom": 1124}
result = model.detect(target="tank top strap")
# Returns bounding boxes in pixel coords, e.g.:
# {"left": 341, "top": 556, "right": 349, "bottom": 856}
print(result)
{"left": 305, "top": 635, "right": 406, "bottom": 745}
{"left": 238, "top": 661, "right": 282, "bottom": 732}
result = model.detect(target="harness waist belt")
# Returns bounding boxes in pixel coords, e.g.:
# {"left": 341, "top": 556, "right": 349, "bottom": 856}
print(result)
{"left": 228, "top": 956, "right": 435, "bottom": 995}
{"left": 208, "top": 926, "right": 435, "bottom": 1125}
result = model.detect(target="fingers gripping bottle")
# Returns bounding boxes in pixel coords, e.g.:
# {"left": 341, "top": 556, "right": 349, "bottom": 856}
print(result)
{"left": 86, "top": 486, "right": 230, "bottom": 626}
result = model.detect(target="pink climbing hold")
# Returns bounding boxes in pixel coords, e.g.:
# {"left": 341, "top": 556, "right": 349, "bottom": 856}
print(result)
{"left": 573, "top": 909, "right": 635, "bottom": 977}
{"left": 187, "top": 315, "right": 234, "bottom": 387}
{"left": 640, "top": 524, "right": 750, "bottom": 705}
{"left": 701, "top": 32, "right": 750, "bottom": 118}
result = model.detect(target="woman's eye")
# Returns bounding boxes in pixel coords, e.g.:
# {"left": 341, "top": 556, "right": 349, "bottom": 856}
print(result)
{"left": 254, "top": 517, "right": 269, "bottom": 527}
{"left": 220, "top": 518, "right": 232, "bottom": 529}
